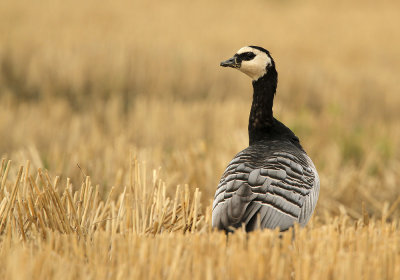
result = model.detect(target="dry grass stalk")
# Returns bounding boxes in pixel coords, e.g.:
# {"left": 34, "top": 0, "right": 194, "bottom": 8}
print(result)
{"left": 0, "top": 160, "right": 205, "bottom": 240}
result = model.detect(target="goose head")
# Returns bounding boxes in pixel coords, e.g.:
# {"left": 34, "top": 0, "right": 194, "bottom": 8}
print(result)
{"left": 220, "top": 46, "right": 275, "bottom": 81}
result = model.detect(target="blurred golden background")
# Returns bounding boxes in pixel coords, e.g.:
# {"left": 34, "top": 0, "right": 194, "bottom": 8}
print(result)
{"left": 1, "top": 0, "right": 400, "bottom": 219}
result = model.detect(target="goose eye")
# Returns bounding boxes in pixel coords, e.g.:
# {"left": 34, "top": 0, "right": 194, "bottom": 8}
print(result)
{"left": 241, "top": 52, "right": 255, "bottom": 61}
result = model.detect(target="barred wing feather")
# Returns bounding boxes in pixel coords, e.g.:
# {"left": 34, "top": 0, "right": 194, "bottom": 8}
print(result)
{"left": 212, "top": 141, "right": 319, "bottom": 231}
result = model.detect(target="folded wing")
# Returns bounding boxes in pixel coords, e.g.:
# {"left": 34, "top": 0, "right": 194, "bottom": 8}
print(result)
{"left": 212, "top": 143, "right": 319, "bottom": 232}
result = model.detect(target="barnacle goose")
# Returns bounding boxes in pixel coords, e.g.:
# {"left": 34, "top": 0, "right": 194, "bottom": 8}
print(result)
{"left": 212, "top": 46, "right": 319, "bottom": 232}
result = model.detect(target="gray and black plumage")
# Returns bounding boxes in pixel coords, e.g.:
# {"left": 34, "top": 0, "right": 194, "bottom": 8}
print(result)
{"left": 212, "top": 46, "right": 319, "bottom": 232}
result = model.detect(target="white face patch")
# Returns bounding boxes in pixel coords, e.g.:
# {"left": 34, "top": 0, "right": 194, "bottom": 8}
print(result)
{"left": 236, "top": 47, "right": 272, "bottom": 81}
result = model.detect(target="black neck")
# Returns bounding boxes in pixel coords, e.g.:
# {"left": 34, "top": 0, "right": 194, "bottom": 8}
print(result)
{"left": 248, "top": 67, "right": 278, "bottom": 145}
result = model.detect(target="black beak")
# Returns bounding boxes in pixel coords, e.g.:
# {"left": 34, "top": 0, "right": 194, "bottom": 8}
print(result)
{"left": 220, "top": 57, "right": 240, "bottom": 68}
